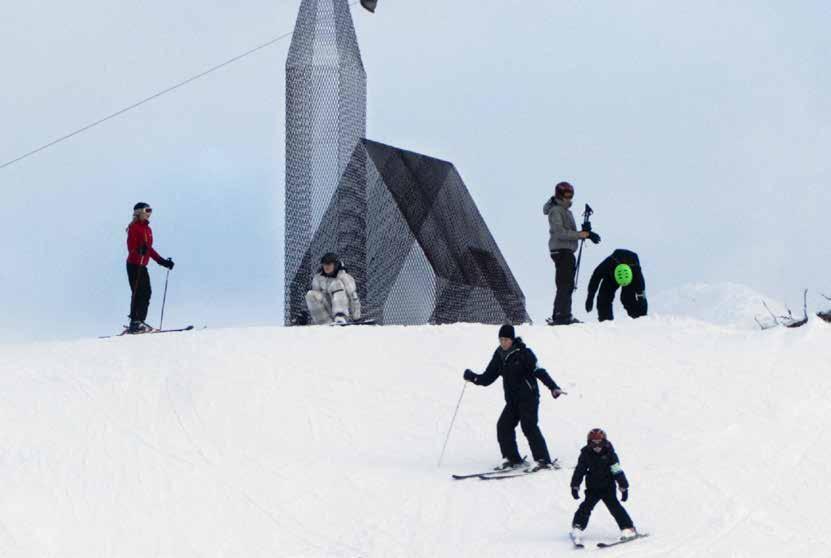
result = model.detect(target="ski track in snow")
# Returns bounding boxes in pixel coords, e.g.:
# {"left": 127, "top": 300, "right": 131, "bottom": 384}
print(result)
{"left": 0, "top": 317, "right": 829, "bottom": 557}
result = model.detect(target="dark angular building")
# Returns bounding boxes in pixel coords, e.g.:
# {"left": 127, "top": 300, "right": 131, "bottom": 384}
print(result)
{"left": 285, "top": 0, "right": 529, "bottom": 325}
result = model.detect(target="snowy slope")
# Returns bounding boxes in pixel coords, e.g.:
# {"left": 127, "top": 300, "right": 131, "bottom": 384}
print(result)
{"left": 651, "top": 282, "right": 789, "bottom": 330}
{"left": 0, "top": 317, "right": 829, "bottom": 557}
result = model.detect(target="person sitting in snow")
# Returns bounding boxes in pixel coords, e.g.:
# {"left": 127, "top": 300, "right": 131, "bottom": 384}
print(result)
{"left": 570, "top": 428, "right": 638, "bottom": 545}
{"left": 463, "top": 325, "right": 565, "bottom": 472}
{"left": 585, "top": 249, "right": 647, "bottom": 322}
{"left": 305, "top": 252, "right": 362, "bottom": 325}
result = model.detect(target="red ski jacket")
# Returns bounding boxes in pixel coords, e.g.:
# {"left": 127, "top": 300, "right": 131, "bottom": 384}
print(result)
{"left": 126, "top": 220, "right": 163, "bottom": 266}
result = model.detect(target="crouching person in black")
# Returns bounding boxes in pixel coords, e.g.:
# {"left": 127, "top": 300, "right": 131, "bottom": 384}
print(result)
{"left": 570, "top": 428, "right": 638, "bottom": 545}
{"left": 463, "top": 325, "right": 565, "bottom": 472}
{"left": 585, "top": 249, "right": 647, "bottom": 322}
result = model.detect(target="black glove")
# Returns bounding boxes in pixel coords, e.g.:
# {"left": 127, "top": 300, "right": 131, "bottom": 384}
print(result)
{"left": 588, "top": 232, "right": 601, "bottom": 244}
{"left": 620, "top": 488, "right": 629, "bottom": 502}
{"left": 581, "top": 222, "right": 592, "bottom": 232}
{"left": 160, "top": 258, "right": 175, "bottom": 270}
{"left": 571, "top": 486, "right": 580, "bottom": 500}
{"left": 551, "top": 388, "right": 563, "bottom": 399}
{"left": 463, "top": 369, "right": 476, "bottom": 383}
{"left": 138, "top": 245, "right": 148, "bottom": 256}
{"left": 585, "top": 297, "right": 594, "bottom": 313}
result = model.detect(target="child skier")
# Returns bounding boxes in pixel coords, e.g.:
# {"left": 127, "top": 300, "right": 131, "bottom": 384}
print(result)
{"left": 570, "top": 428, "right": 638, "bottom": 546}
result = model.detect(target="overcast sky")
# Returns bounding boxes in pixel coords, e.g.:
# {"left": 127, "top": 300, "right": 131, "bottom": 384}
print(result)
{"left": 1, "top": 0, "right": 829, "bottom": 342}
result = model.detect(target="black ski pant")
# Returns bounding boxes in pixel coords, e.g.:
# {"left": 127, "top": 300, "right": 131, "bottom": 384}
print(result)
{"left": 496, "top": 397, "right": 551, "bottom": 463}
{"left": 572, "top": 488, "right": 634, "bottom": 530}
{"left": 596, "top": 279, "right": 619, "bottom": 322}
{"left": 127, "top": 263, "right": 152, "bottom": 322}
{"left": 550, "top": 250, "right": 576, "bottom": 320}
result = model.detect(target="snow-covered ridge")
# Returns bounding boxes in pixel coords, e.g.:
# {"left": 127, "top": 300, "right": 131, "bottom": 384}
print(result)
{"left": 651, "top": 282, "right": 788, "bottom": 330}
{"left": 0, "top": 317, "right": 828, "bottom": 557}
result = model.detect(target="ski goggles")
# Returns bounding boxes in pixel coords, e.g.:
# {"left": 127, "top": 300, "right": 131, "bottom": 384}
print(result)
{"left": 141, "top": 207, "right": 153, "bottom": 214}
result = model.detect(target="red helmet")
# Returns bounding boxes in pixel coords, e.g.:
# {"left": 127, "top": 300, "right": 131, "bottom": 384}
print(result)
{"left": 555, "top": 181, "right": 575, "bottom": 199}
{"left": 587, "top": 428, "right": 607, "bottom": 445}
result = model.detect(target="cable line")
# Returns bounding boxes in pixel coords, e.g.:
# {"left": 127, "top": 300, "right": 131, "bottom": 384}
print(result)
{"left": 0, "top": 30, "right": 294, "bottom": 171}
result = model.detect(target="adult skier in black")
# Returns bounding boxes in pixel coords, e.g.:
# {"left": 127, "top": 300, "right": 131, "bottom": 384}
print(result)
{"left": 585, "top": 249, "right": 648, "bottom": 322}
{"left": 463, "top": 325, "right": 565, "bottom": 471}
{"left": 543, "top": 181, "right": 600, "bottom": 325}
{"left": 570, "top": 428, "right": 638, "bottom": 546}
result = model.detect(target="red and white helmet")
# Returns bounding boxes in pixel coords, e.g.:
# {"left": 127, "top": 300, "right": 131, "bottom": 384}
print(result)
{"left": 587, "top": 428, "right": 607, "bottom": 445}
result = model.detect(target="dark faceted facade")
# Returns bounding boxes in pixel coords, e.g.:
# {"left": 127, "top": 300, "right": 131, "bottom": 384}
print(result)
{"left": 287, "top": 140, "right": 530, "bottom": 325}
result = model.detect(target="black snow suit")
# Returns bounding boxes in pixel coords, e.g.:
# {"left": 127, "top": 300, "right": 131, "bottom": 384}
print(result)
{"left": 468, "top": 338, "right": 560, "bottom": 463}
{"left": 586, "top": 249, "right": 647, "bottom": 322}
{"left": 570, "top": 442, "right": 634, "bottom": 530}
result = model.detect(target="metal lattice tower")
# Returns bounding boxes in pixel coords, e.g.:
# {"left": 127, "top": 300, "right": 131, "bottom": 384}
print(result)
{"left": 285, "top": 0, "right": 366, "bottom": 324}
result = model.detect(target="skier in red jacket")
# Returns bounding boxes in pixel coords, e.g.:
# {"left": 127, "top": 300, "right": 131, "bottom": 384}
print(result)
{"left": 126, "top": 203, "right": 174, "bottom": 333}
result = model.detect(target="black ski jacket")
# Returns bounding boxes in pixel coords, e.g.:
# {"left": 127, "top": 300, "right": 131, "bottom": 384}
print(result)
{"left": 469, "top": 338, "right": 560, "bottom": 403}
{"left": 571, "top": 442, "right": 630, "bottom": 492}
{"left": 587, "top": 249, "right": 647, "bottom": 317}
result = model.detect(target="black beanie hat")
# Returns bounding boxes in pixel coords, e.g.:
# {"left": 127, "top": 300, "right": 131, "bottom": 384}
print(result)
{"left": 133, "top": 202, "right": 150, "bottom": 211}
{"left": 498, "top": 324, "right": 515, "bottom": 340}
{"left": 321, "top": 252, "right": 339, "bottom": 265}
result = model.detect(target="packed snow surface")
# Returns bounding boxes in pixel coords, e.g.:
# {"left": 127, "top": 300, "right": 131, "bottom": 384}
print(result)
{"left": 1, "top": 316, "right": 829, "bottom": 557}
{"left": 651, "top": 282, "right": 789, "bottom": 330}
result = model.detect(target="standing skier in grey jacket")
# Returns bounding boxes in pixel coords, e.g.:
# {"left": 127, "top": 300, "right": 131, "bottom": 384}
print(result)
{"left": 543, "top": 182, "right": 599, "bottom": 325}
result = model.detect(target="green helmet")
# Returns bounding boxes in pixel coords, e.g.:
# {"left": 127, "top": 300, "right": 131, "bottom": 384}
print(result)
{"left": 614, "top": 264, "right": 633, "bottom": 287}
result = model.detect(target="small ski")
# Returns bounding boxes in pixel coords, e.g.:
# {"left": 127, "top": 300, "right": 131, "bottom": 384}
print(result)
{"left": 569, "top": 532, "right": 585, "bottom": 549}
{"left": 597, "top": 533, "right": 649, "bottom": 548}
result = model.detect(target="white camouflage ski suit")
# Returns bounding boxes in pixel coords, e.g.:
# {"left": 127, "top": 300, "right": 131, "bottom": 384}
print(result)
{"left": 305, "top": 269, "right": 362, "bottom": 324}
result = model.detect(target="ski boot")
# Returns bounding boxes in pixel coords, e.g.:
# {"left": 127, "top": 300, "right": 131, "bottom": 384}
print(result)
{"left": 547, "top": 314, "right": 582, "bottom": 326}
{"left": 570, "top": 527, "right": 584, "bottom": 547}
{"left": 493, "top": 458, "right": 527, "bottom": 472}
{"left": 127, "top": 320, "right": 153, "bottom": 334}
{"left": 333, "top": 313, "right": 348, "bottom": 325}
{"left": 529, "top": 459, "right": 556, "bottom": 472}
{"left": 620, "top": 528, "right": 638, "bottom": 541}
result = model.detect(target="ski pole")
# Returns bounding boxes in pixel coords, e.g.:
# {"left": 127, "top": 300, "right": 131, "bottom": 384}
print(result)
{"left": 573, "top": 203, "right": 594, "bottom": 290}
{"left": 438, "top": 381, "right": 468, "bottom": 467}
{"left": 159, "top": 269, "right": 171, "bottom": 330}
{"left": 573, "top": 238, "right": 586, "bottom": 291}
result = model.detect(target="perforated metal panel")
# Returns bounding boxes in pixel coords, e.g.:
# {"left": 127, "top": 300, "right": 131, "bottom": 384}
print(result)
{"left": 286, "top": 139, "right": 530, "bottom": 325}
{"left": 285, "top": 1, "right": 528, "bottom": 325}
{"left": 285, "top": 0, "right": 366, "bottom": 324}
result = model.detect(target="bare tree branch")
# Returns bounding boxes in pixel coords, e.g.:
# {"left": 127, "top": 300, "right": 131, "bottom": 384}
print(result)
{"left": 780, "top": 289, "right": 809, "bottom": 328}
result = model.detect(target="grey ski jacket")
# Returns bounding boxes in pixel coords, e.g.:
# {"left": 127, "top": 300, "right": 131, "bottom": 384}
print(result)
{"left": 543, "top": 197, "right": 580, "bottom": 253}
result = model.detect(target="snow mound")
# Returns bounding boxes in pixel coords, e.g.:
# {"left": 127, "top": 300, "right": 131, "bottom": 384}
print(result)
{"left": 651, "top": 282, "right": 788, "bottom": 330}
{"left": 0, "top": 318, "right": 828, "bottom": 557}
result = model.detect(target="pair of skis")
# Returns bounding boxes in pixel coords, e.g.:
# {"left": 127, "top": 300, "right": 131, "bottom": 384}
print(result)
{"left": 99, "top": 325, "right": 195, "bottom": 339}
{"left": 571, "top": 532, "right": 649, "bottom": 549}
{"left": 452, "top": 459, "right": 561, "bottom": 481}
